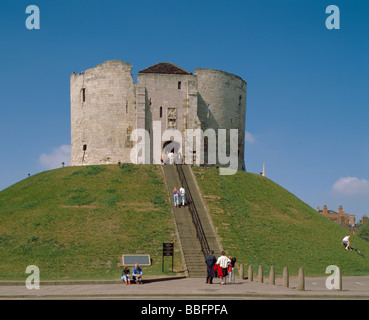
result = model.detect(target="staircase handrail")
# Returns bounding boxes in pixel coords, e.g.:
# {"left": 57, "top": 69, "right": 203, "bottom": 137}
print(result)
{"left": 176, "top": 164, "right": 210, "bottom": 257}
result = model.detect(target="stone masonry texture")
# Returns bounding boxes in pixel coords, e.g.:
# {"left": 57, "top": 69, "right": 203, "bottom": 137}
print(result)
{"left": 70, "top": 60, "right": 247, "bottom": 170}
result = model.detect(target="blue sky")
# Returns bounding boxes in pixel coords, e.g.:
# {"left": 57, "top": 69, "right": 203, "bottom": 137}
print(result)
{"left": 0, "top": 0, "right": 368, "bottom": 221}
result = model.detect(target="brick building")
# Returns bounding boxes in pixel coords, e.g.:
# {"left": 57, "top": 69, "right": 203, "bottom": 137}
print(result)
{"left": 317, "top": 205, "right": 367, "bottom": 233}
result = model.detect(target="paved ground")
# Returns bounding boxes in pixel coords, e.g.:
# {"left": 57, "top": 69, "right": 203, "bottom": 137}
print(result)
{"left": 0, "top": 275, "right": 368, "bottom": 299}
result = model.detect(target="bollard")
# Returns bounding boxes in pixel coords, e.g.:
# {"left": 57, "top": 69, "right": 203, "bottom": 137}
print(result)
{"left": 298, "top": 267, "right": 305, "bottom": 291}
{"left": 248, "top": 265, "right": 253, "bottom": 281}
{"left": 269, "top": 266, "right": 275, "bottom": 285}
{"left": 258, "top": 265, "right": 263, "bottom": 283}
{"left": 239, "top": 263, "right": 244, "bottom": 279}
{"left": 283, "top": 267, "right": 289, "bottom": 288}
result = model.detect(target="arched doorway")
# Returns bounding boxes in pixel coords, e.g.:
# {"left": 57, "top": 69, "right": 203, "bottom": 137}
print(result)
{"left": 162, "top": 140, "right": 182, "bottom": 164}
{"left": 163, "top": 140, "right": 180, "bottom": 153}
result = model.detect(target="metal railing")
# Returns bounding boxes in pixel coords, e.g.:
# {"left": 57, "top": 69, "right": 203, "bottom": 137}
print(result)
{"left": 176, "top": 164, "right": 210, "bottom": 257}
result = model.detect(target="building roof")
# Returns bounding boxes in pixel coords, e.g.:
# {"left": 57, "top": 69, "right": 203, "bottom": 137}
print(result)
{"left": 138, "top": 62, "right": 192, "bottom": 75}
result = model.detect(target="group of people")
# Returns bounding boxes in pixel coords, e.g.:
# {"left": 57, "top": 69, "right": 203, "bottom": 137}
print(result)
{"left": 121, "top": 263, "right": 143, "bottom": 285}
{"left": 120, "top": 235, "right": 356, "bottom": 287}
{"left": 173, "top": 186, "right": 186, "bottom": 207}
{"left": 161, "top": 151, "right": 182, "bottom": 165}
{"left": 205, "top": 250, "right": 236, "bottom": 285}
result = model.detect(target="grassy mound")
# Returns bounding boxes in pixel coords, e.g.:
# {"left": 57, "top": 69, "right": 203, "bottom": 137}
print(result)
{"left": 0, "top": 164, "right": 182, "bottom": 280}
{"left": 192, "top": 167, "right": 369, "bottom": 276}
{"left": 1, "top": 164, "right": 368, "bottom": 280}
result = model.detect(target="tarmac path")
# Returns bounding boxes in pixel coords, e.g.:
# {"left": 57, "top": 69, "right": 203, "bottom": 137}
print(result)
{"left": 0, "top": 276, "right": 368, "bottom": 300}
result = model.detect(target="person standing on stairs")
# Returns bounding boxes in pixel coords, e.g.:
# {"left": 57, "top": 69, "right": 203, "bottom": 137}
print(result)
{"left": 169, "top": 151, "right": 175, "bottom": 165}
{"left": 173, "top": 187, "right": 180, "bottom": 207}
{"left": 179, "top": 186, "right": 186, "bottom": 207}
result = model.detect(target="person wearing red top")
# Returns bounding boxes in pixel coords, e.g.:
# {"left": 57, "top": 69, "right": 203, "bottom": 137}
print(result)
{"left": 216, "top": 251, "right": 231, "bottom": 285}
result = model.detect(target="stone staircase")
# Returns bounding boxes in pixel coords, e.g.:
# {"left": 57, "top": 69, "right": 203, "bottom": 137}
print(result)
{"left": 162, "top": 165, "right": 222, "bottom": 278}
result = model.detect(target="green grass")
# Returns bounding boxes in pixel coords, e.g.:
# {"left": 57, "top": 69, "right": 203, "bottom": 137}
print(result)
{"left": 192, "top": 167, "right": 369, "bottom": 276}
{"left": 1, "top": 165, "right": 368, "bottom": 280}
{"left": 0, "top": 165, "right": 182, "bottom": 280}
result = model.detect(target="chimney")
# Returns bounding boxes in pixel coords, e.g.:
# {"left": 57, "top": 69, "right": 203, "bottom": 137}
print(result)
{"left": 349, "top": 215, "right": 355, "bottom": 227}
{"left": 338, "top": 205, "right": 344, "bottom": 215}
{"left": 362, "top": 215, "right": 368, "bottom": 225}
{"left": 323, "top": 205, "right": 328, "bottom": 215}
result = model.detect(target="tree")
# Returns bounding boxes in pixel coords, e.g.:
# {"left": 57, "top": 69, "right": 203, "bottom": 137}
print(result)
{"left": 358, "top": 221, "right": 369, "bottom": 243}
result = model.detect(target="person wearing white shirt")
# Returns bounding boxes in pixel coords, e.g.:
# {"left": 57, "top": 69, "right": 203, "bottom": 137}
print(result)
{"left": 342, "top": 235, "right": 351, "bottom": 250}
{"left": 216, "top": 251, "right": 231, "bottom": 285}
{"left": 168, "top": 152, "right": 174, "bottom": 165}
{"left": 179, "top": 186, "right": 186, "bottom": 207}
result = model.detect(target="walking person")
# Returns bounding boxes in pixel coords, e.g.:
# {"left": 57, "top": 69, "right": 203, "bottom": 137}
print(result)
{"left": 179, "top": 186, "right": 186, "bottom": 207}
{"left": 173, "top": 187, "right": 180, "bottom": 207}
{"left": 205, "top": 250, "right": 217, "bottom": 284}
{"left": 216, "top": 251, "right": 231, "bottom": 285}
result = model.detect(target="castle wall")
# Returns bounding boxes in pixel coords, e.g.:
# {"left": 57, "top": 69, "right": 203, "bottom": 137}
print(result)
{"left": 70, "top": 60, "right": 136, "bottom": 165}
{"left": 70, "top": 60, "right": 247, "bottom": 170}
{"left": 194, "top": 69, "right": 247, "bottom": 170}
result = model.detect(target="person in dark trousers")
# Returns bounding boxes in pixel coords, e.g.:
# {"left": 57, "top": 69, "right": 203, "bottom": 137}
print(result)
{"left": 205, "top": 250, "right": 217, "bottom": 284}
{"left": 216, "top": 251, "right": 231, "bottom": 285}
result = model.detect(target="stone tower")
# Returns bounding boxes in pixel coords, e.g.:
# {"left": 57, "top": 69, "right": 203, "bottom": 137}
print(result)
{"left": 70, "top": 60, "right": 247, "bottom": 171}
{"left": 70, "top": 60, "right": 136, "bottom": 165}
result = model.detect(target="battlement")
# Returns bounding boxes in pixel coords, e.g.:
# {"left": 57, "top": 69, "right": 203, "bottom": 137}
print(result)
{"left": 195, "top": 68, "right": 247, "bottom": 84}
{"left": 70, "top": 60, "right": 247, "bottom": 170}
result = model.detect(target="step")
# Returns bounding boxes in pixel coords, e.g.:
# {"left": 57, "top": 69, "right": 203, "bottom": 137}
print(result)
{"left": 162, "top": 165, "right": 222, "bottom": 279}
{"left": 182, "top": 256, "right": 205, "bottom": 261}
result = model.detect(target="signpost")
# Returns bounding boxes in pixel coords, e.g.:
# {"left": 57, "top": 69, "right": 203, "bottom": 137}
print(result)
{"left": 162, "top": 243, "right": 174, "bottom": 272}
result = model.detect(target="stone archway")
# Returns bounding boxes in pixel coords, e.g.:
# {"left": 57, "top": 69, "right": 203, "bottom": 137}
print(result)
{"left": 162, "top": 140, "right": 182, "bottom": 164}
{"left": 163, "top": 140, "right": 180, "bottom": 154}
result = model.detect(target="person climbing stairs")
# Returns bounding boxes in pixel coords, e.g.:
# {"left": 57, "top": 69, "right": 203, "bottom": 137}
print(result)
{"left": 162, "top": 164, "right": 222, "bottom": 278}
